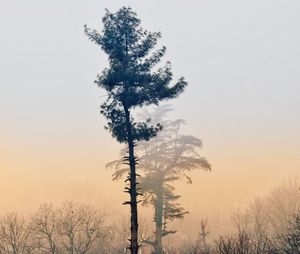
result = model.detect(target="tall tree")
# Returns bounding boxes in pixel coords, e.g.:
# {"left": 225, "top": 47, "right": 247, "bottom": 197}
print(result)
{"left": 139, "top": 107, "right": 211, "bottom": 254}
{"left": 108, "top": 106, "right": 211, "bottom": 253}
{"left": 84, "top": 7, "right": 187, "bottom": 254}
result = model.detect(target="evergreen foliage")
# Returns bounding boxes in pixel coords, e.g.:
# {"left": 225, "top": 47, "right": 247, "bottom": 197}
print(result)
{"left": 84, "top": 7, "right": 187, "bottom": 143}
{"left": 85, "top": 7, "right": 187, "bottom": 254}
{"left": 108, "top": 106, "right": 211, "bottom": 253}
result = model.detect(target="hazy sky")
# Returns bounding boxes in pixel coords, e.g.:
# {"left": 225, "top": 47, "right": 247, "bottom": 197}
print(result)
{"left": 0, "top": 0, "right": 299, "bottom": 233}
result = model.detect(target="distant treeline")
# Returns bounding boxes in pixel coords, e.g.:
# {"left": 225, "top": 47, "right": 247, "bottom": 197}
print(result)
{"left": 0, "top": 179, "right": 298, "bottom": 254}
{"left": 177, "top": 179, "right": 300, "bottom": 254}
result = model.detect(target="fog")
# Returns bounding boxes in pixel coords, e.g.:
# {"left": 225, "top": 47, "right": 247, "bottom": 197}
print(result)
{"left": 0, "top": 1, "right": 299, "bottom": 253}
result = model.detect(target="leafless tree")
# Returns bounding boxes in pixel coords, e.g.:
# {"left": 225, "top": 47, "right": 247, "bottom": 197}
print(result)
{"left": 247, "top": 199, "right": 268, "bottom": 235}
{"left": 0, "top": 213, "right": 36, "bottom": 254}
{"left": 102, "top": 217, "right": 128, "bottom": 254}
{"left": 57, "top": 201, "right": 107, "bottom": 254}
{"left": 102, "top": 215, "right": 153, "bottom": 254}
{"left": 197, "top": 219, "right": 210, "bottom": 254}
{"left": 214, "top": 231, "right": 260, "bottom": 254}
{"left": 269, "top": 213, "right": 300, "bottom": 254}
{"left": 30, "top": 203, "right": 59, "bottom": 254}
{"left": 282, "top": 213, "right": 300, "bottom": 254}
{"left": 265, "top": 179, "right": 300, "bottom": 235}
{"left": 245, "top": 198, "right": 270, "bottom": 253}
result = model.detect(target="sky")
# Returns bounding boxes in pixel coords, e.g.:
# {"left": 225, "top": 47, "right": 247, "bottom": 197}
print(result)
{"left": 0, "top": 0, "right": 299, "bottom": 235}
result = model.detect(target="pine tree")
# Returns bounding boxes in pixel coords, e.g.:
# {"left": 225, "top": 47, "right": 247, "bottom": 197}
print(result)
{"left": 84, "top": 7, "right": 187, "bottom": 254}
{"left": 108, "top": 106, "right": 211, "bottom": 253}
{"left": 138, "top": 107, "right": 211, "bottom": 253}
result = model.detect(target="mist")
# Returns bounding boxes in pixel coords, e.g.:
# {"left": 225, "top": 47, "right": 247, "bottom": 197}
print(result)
{"left": 0, "top": 1, "right": 299, "bottom": 253}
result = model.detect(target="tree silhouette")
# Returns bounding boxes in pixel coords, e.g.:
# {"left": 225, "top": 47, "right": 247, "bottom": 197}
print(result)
{"left": 31, "top": 203, "right": 59, "bottom": 254}
{"left": 57, "top": 201, "right": 107, "bottom": 254}
{"left": 0, "top": 213, "right": 36, "bottom": 254}
{"left": 282, "top": 213, "right": 300, "bottom": 254}
{"left": 84, "top": 7, "right": 187, "bottom": 254}
{"left": 108, "top": 106, "right": 211, "bottom": 253}
{"left": 139, "top": 106, "right": 211, "bottom": 253}
{"left": 198, "top": 219, "right": 210, "bottom": 254}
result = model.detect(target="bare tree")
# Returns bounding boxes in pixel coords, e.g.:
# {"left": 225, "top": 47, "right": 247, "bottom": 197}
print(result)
{"left": 282, "top": 213, "right": 300, "bottom": 254}
{"left": 269, "top": 213, "right": 300, "bottom": 254}
{"left": 102, "top": 217, "right": 129, "bottom": 254}
{"left": 57, "top": 201, "right": 107, "bottom": 254}
{"left": 0, "top": 213, "right": 36, "bottom": 254}
{"left": 214, "top": 231, "right": 259, "bottom": 254}
{"left": 245, "top": 198, "right": 270, "bottom": 253}
{"left": 102, "top": 216, "right": 153, "bottom": 254}
{"left": 30, "top": 203, "right": 59, "bottom": 254}
{"left": 214, "top": 179, "right": 300, "bottom": 254}
{"left": 180, "top": 219, "right": 212, "bottom": 254}
{"left": 198, "top": 219, "right": 210, "bottom": 254}
{"left": 265, "top": 179, "right": 300, "bottom": 236}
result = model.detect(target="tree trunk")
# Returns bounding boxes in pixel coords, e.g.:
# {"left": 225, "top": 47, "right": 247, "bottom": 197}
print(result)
{"left": 124, "top": 108, "right": 139, "bottom": 254}
{"left": 154, "top": 189, "right": 164, "bottom": 254}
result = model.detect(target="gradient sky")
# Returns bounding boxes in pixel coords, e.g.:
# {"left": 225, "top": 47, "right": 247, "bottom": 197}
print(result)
{"left": 0, "top": 0, "right": 299, "bottom": 235}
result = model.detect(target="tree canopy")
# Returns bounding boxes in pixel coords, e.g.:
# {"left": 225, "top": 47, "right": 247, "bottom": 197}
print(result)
{"left": 84, "top": 7, "right": 187, "bottom": 143}
{"left": 85, "top": 7, "right": 188, "bottom": 254}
